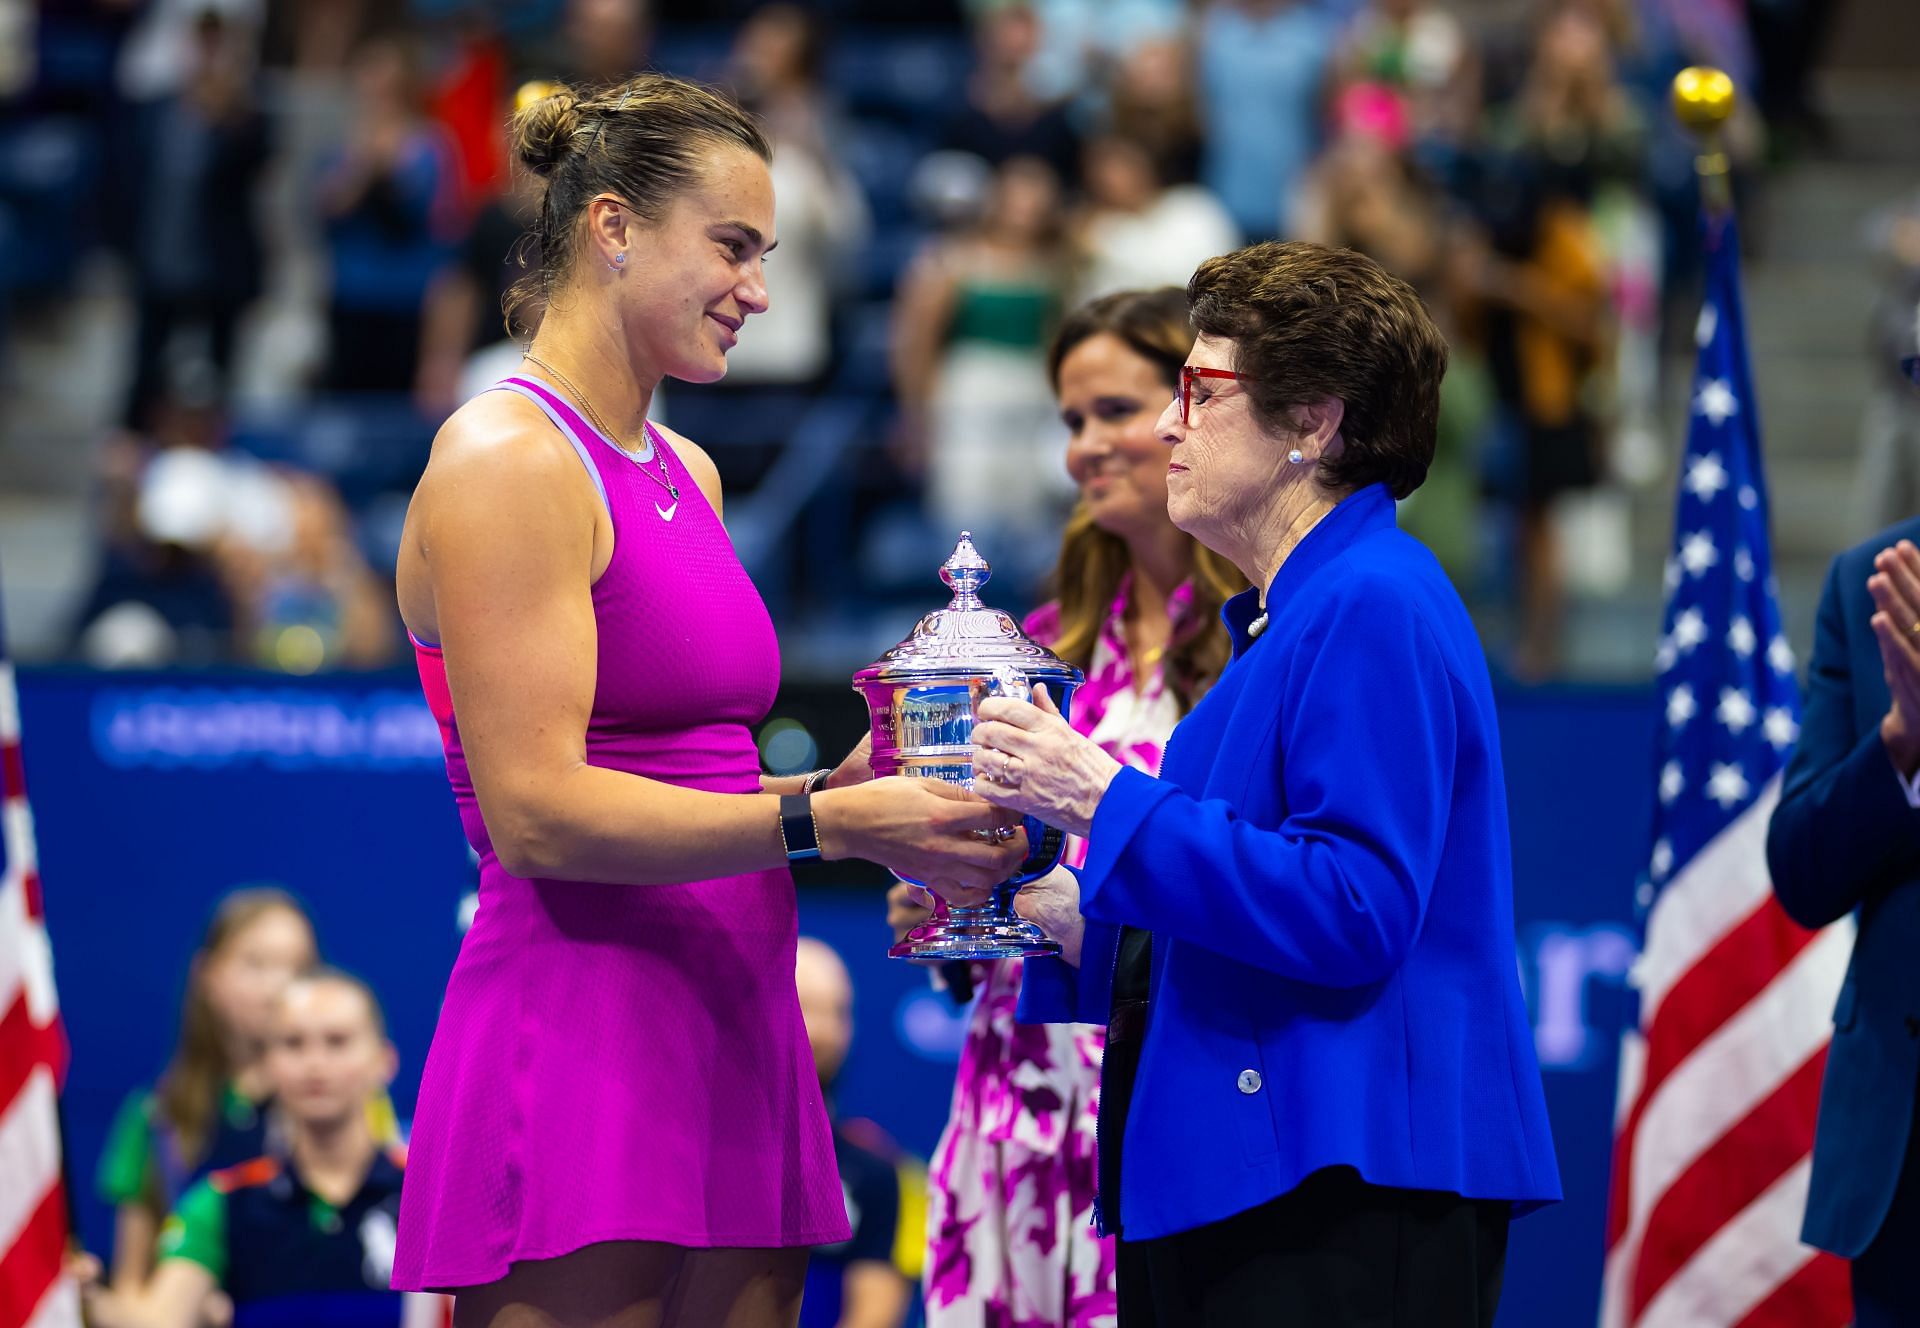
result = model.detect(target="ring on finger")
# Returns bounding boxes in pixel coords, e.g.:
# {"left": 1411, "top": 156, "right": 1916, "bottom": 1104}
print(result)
{"left": 1004, "top": 754, "right": 1024, "bottom": 787}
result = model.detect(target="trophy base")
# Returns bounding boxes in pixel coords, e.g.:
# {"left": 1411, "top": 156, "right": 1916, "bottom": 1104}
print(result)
{"left": 889, "top": 908, "right": 1062, "bottom": 961}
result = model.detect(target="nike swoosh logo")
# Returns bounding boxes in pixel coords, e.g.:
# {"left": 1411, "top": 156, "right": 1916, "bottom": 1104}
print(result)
{"left": 655, "top": 500, "right": 678, "bottom": 522}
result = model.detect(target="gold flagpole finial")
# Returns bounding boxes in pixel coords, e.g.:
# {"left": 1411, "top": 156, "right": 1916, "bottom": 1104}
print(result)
{"left": 1673, "top": 68, "right": 1736, "bottom": 214}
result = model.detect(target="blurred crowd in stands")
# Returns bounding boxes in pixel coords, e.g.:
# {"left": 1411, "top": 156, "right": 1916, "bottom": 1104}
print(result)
{"left": 3, "top": 0, "right": 1837, "bottom": 678}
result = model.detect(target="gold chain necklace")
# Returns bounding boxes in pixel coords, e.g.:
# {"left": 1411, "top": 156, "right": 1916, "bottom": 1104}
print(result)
{"left": 522, "top": 353, "right": 679, "bottom": 502}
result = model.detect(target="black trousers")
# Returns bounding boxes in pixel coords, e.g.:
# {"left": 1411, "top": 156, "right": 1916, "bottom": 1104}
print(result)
{"left": 1114, "top": 1167, "right": 1510, "bottom": 1328}
{"left": 125, "top": 291, "right": 247, "bottom": 428}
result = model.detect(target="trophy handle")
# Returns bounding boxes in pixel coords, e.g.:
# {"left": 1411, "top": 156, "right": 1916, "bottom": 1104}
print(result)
{"left": 985, "top": 667, "right": 1030, "bottom": 705}
{"left": 983, "top": 668, "right": 1069, "bottom": 884}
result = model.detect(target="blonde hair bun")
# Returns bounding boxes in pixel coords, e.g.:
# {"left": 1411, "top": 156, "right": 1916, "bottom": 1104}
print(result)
{"left": 512, "top": 84, "right": 582, "bottom": 179}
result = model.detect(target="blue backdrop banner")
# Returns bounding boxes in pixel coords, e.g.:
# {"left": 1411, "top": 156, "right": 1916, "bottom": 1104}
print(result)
{"left": 22, "top": 668, "right": 1655, "bottom": 1326}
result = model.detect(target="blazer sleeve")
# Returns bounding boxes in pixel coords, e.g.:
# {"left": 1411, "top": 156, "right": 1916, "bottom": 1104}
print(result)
{"left": 1767, "top": 554, "right": 1920, "bottom": 928}
{"left": 1076, "top": 589, "right": 1457, "bottom": 989}
{"left": 1014, "top": 880, "right": 1119, "bottom": 1025}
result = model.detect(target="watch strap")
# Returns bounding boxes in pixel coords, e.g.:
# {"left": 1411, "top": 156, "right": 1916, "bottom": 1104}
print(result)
{"left": 779, "top": 793, "right": 821, "bottom": 862}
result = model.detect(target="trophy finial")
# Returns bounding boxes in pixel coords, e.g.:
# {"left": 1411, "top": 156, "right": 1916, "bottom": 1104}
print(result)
{"left": 939, "top": 531, "right": 992, "bottom": 608}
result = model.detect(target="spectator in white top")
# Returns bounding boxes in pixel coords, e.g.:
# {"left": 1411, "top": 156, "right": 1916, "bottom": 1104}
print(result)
{"left": 1071, "top": 134, "right": 1239, "bottom": 307}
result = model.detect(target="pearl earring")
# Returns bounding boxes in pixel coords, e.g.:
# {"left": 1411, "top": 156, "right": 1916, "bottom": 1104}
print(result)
{"left": 1288, "top": 448, "right": 1305, "bottom": 465}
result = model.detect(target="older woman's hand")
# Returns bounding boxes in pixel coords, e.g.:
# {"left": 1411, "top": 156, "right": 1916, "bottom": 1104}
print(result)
{"left": 1012, "top": 865, "right": 1087, "bottom": 966}
{"left": 972, "top": 684, "right": 1125, "bottom": 839}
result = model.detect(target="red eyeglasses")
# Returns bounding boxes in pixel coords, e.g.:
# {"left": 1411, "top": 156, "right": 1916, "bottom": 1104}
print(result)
{"left": 1175, "top": 366, "right": 1254, "bottom": 428}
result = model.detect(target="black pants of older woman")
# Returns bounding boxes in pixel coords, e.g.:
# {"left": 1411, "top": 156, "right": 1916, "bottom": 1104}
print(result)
{"left": 1111, "top": 1167, "right": 1509, "bottom": 1327}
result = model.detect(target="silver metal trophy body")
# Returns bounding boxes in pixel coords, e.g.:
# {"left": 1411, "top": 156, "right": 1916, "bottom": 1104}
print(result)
{"left": 853, "top": 533, "right": 1084, "bottom": 960}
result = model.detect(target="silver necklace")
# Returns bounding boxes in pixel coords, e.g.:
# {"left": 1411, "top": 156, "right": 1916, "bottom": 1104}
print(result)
{"left": 523, "top": 354, "right": 679, "bottom": 502}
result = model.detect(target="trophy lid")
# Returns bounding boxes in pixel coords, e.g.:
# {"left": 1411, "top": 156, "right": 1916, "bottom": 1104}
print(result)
{"left": 853, "top": 532, "right": 1083, "bottom": 687}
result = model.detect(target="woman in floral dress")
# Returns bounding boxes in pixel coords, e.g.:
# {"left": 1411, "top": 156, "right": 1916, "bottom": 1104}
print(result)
{"left": 896, "top": 288, "right": 1241, "bottom": 1327}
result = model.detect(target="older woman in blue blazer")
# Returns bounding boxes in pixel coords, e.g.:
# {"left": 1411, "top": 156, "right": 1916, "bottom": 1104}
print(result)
{"left": 967, "top": 241, "right": 1561, "bottom": 1326}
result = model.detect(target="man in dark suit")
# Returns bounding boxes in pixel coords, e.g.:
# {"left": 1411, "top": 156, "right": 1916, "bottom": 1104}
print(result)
{"left": 1767, "top": 512, "right": 1920, "bottom": 1326}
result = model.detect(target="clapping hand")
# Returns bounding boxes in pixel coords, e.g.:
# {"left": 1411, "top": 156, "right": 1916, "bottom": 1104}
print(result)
{"left": 1867, "top": 539, "right": 1920, "bottom": 775}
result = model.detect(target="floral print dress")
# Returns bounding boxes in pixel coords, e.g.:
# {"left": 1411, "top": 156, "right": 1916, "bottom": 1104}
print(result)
{"left": 923, "top": 577, "right": 1194, "bottom": 1328}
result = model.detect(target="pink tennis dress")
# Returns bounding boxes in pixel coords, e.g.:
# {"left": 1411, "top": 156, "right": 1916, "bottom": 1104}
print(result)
{"left": 392, "top": 376, "right": 849, "bottom": 1291}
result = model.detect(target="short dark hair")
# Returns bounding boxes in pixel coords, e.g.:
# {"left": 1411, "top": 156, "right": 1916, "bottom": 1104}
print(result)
{"left": 1186, "top": 241, "right": 1448, "bottom": 500}
{"left": 506, "top": 73, "right": 772, "bottom": 336}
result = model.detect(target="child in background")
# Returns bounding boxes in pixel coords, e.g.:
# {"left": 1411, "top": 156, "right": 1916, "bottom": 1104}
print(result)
{"left": 82, "top": 970, "right": 448, "bottom": 1328}
{"left": 96, "top": 889, "right": 318, "bottom": 1294}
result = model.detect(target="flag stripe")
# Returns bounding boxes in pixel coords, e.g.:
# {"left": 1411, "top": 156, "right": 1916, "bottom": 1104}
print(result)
{"left": 0, "top": 1067, "right": 60, "bottom": 1259}
{"left": 0, "top": 873, "right": 22, "bottom": 1036}
{"left": 1629, "top": 1046, "right": 1827, "bottom": 1315}
{"left": 1605, "top": 885, "right": 1815, "bottom": 1250}
{"left": 1634, "top": 1154, "right": 1822, "bottom": 1328}
{"left": 19, "top": 871, "right": 40, "bottom": 929}
{"left": 1634, "top": 782, "right": 1777, "bottom": 1028}
{"left": 0, "top": 867, "right": 47, "bottom": 1033}
{"left": 1, "top": 803, "right": 35, "bottom": 883}
{"left": 22, "top": 1278, "right": 79, "bottom": 1328}
{"left": 0, "top": 996, "right": 62, "bottom": 1131}
{"left": 1620, "top": 919, "right": 1852, "bottom": 1270}
{"left": 1731, "top": 1251, "right": 1852, "bottom": 1328}
{"left": 0, "top": 664, "right": 20, "bottom": 746}
{"left": 1638, "top": 895, "right": 1818, "bottom": 1103}
{"left": 0, "top": 1182, "right": 66, "bottom": 1328}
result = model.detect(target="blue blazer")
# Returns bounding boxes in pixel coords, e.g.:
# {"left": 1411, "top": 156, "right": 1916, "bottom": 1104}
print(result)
{"left": 1020, "top": 485, "right": 1561, "bottom": 1241}
{"left": 1766, "top": 516, "right": 1920, "bottom": 1258}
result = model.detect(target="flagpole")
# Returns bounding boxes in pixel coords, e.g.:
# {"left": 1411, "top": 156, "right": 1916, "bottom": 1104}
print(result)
{"left": 1673, "top": 66, "right": 1736, "bottom": 217}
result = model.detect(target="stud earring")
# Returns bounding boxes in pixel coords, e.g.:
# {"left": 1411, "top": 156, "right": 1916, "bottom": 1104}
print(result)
{"left": 1288, "top": 448, "right": 1305, "bottom": 465}
{"left": 608, "top": 252, "right": 627, "bottom": 272}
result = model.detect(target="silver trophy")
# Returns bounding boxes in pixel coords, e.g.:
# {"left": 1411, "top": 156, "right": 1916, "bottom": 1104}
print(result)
{"left": 854, "top": 532, "right": 1084, "bottom": 960}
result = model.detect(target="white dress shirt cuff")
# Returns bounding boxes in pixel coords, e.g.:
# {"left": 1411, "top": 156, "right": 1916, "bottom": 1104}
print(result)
{"left": 1896, "top": 761, "right": 1920, "bottom": 809}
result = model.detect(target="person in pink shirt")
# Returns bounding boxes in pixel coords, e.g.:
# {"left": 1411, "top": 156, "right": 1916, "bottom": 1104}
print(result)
{"left": 892, "top": 288, "right": 1242, "bottom": 1327}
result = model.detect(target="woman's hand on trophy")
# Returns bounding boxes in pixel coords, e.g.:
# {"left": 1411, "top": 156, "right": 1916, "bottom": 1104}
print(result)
{"left": 886, "top": 880, "right": 935, "bottom": 943}
{"left": 825, "top": 731, "right": 875, "bottom": 789}
{"left": 816, "top": 776, "right": 1027, "bottom": 892}
{"left": 1012, "top": 866, "right": 1086, "bottom": 967}
{"left": 972, "top": 684, "right": 1124, "bottom": 839}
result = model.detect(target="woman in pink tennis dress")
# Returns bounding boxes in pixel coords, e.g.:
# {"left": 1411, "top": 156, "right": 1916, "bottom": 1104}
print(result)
{"left": 893, "top": 289, "right": 1241, "bottom": 1327}
{"left": 390, "top": 75, "right": 1025, "bottom": 1327}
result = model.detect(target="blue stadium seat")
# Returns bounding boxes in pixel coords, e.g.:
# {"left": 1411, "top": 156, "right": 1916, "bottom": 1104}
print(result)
{"left": 228, "top": 396, "right": 437, "bottom": 508}
{"left": 827, "top": 33, "right": 970, "bottom": 129}
{"left": 0, "top": 117, "right": 99, "bottom": 295}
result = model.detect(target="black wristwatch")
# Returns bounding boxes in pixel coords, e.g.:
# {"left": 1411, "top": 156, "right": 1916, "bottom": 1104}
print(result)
{"left": 779, "top": 792, "right": 822, "bottom": 862}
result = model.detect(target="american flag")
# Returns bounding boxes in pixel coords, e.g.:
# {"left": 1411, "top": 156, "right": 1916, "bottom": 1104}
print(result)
{"left": 1598, "top": 215, "right": 1855, "bottom": 1326}
{"left": 0, "top": 585, "right": 79, "bottom": 1328}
